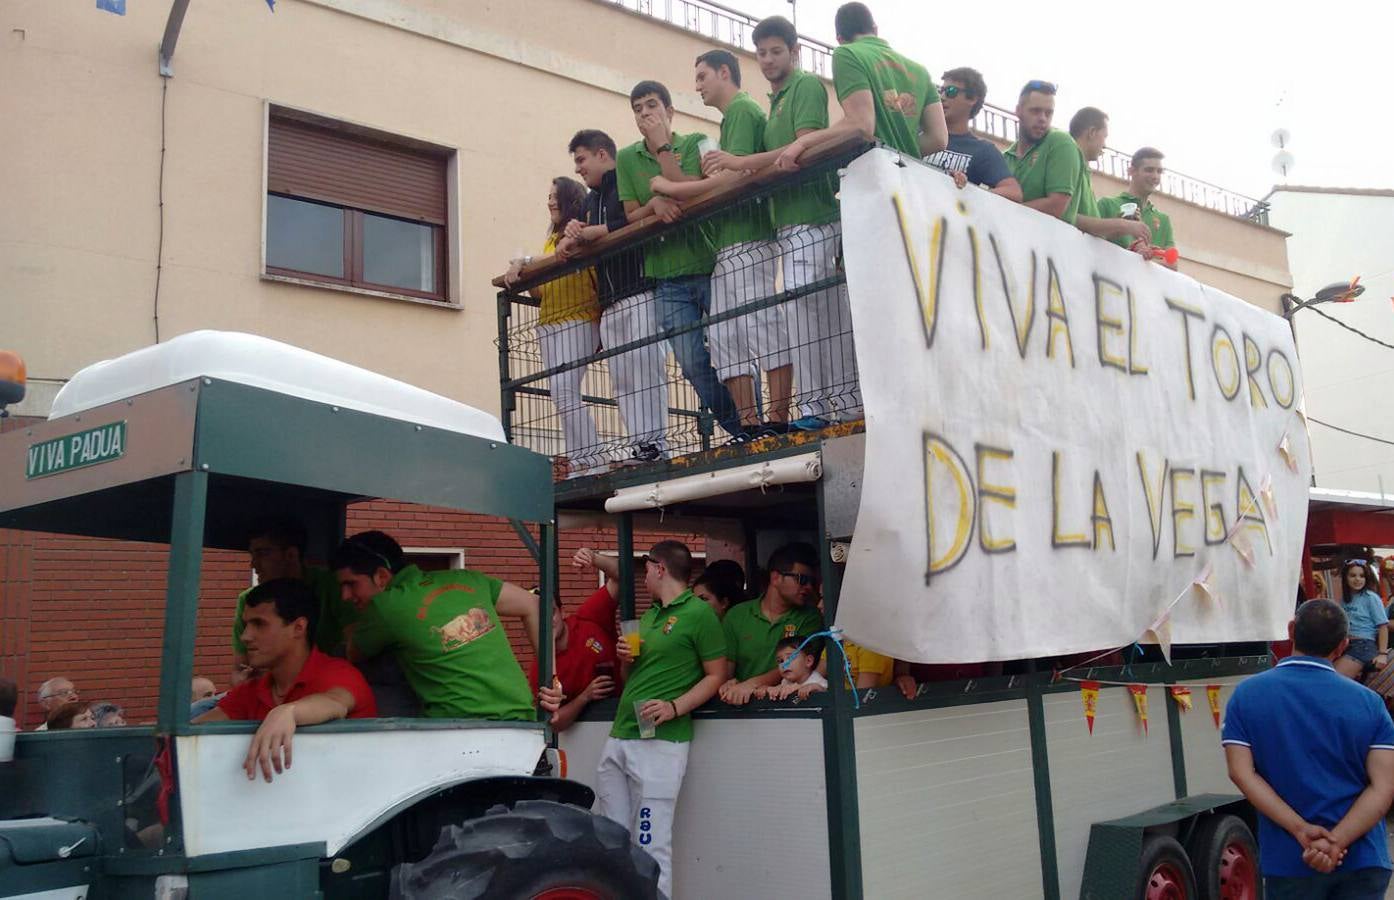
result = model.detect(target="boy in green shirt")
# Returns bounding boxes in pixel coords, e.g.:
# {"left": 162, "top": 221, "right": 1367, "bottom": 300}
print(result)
{"left": 597, "top": 540, "right": 726, "bottom": 900}
{"left": 1066, "top": 107, "right": 1152, "bottom": 250}
{"left": 1098, "top": 147, "right": 1177, "bottom": 268}
{"left": 335, "top": 530, "right": 540, "bottom": 721}
{"left": 773, "top": 3, "right": 947, "bottom": 169}
{"left": 651, "top": 49, "right": 793, "bottom": 434}
{"left": 719, "top": 541, "right": 824, "bottom": 704}
{"left": 617, "top": 80, "right": 744, "bottom": 446}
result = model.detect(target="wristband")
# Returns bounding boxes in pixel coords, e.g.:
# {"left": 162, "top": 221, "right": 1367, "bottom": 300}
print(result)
{"left": 669, "top": 699, "right": 680, "bottom": 718}
{"left": 655, "top": 143, "right": 673, "bottom": 155}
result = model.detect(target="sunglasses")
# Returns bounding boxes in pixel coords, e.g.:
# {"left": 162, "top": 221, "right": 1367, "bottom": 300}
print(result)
{"left": 778, "top": 571, "right": 817, "bottom": 586}
{"left": 1022, "top": 79, "right": 1057, "bottom": 96}
{"left": 1347, "top": 559, "right": 1369, "bottom": 567}
{"left": 940, "top": 85, "right": 972, "bottom": 99}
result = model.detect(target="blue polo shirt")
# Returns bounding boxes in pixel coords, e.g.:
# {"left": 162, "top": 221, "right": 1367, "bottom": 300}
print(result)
{"left": 1344, "top": 589, "right": 1388, "bottom": 640}
{"left": 1222, "top": 656, "right": 1394, "bottom": 876}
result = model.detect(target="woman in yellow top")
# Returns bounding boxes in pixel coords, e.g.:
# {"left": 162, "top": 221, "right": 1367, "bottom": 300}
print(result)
{"left": 506, "top": 178, "right": 603, "bottom": 476}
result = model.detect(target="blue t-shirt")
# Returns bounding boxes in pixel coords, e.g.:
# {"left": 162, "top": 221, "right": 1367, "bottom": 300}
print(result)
{"left": 925, "top": 132, "right": 1014, "bottom": 189}
{"left": 1344, "top": 590, "right": 1388, "bottom": 640}
{"left": 1222, "top": 656, "right": 1394, "bottom": 876}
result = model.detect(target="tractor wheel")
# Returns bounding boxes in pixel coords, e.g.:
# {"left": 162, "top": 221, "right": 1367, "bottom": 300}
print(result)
{"left": 1187, "top": 814, "right": 1260, "bottom": 900}
{"left": 390, "top": 799, "right": 661, "bottom": 900}
{"left": 1136, "top": 835, "right": 1198, "bottom": 900}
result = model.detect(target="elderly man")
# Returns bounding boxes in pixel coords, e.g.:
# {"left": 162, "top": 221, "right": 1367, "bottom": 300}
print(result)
{"left": 34, "top": 677, "right": 79, "bottom": 731}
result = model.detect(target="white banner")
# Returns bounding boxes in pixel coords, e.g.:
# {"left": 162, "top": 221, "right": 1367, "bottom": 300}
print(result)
{"left": 835, "top": 150, "right": 1310, "bottom": 663}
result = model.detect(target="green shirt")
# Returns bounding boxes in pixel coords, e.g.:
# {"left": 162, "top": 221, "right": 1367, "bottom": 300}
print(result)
{"left": 232, "top": 565, "right": 351, "bottom": 657}
{"left": 612, "top": 590, "right": 726, "bottom": 743}
{"left": 831, "top": 35, "right": 938, "bottom": 158}
{"left": 1098, "top": 192, "right": 1176, "bottom": 250}
{"left": 722, "top": 598, "right": 824, "bottom": 682}
{"left": 616, "top": 132, "right": 716, "bottom": 279}
{"left": 1005, "top": 129, "right": 1085, "bottom": 225}
{"left": 713, "top": 92, "right": 775, "bottom": 249}
{"left": 1075, "top": 152, "right": 1100, "bottom": 220}
{"left": 352, "top": 566, "right": 536, "bottom": 721}
{"left": 763, "top": 70, "right": 840, "bottom": 229}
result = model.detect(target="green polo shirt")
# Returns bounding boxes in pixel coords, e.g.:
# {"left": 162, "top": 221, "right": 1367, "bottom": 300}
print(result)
{"left": 714, "top": 92, "right": 775, "bottom": 249}
{"left": 831, "top": 35, "right": 938, "bottom": 158}
{"left": 764, "top": 70, "right": 839, "bottom": 229}
{"left": 232, "top": 565, "right": 351, "bottom": 657}
{"left": 1098, "top": 192, "right": 1176, "bottom": 250}
{"left": 722, "top": 598, "right": 825, "bottom": 681}
{"left": 1076, "top": 153, "right": 1100, "bottom": 220}
{"left": 351, "top": 565, "right": 536, "bottom": 721}
{"left": 612, "top": 589, "right": 726, "bottom": 743}
{"left": 1005, "top": 129, "right": 1085, "bottom": 224}
{"left": 616, "top": 132, "right": 716, "bottom": 279}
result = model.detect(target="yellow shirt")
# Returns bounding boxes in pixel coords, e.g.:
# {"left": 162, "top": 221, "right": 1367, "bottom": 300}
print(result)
{"left": 536, "top": 233, "right": 600, "bottom": 326}
{"left": 844, "top": 642, "right": 895, "bottom": 688}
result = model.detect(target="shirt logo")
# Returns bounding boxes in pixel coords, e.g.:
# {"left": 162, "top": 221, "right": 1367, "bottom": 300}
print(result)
{"left": 882, "top": 89, "right": 918, "bottom": 118}
{"left": 663, "top": 615, "right": 679, "bottom": 635}
{"left": 586, "top": 637, "right": 603, "bottom": 655}
{"left": 784, "top": 624, "right": 798, "bottom": 638}
{"left": 432, "top": 608, "right": 493, "bottom": 651}
{"left": 416, "top": 583, "right": 476, "bottom": 620}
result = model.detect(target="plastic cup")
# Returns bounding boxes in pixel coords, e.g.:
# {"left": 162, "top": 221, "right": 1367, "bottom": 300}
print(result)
{"left": 0, "top": 716, "right": 16, "bottom": 763}
{"left": 621, "top": 619, "right": 642, "bottom": 659}
{"left": 698, "top": 136, "right": 719, "bottom": 158}
{"left": 1119, "top": 202, "right": 1139, "bottom": 220}
{"left": 635, "top": 699, "right": 659, "bottom": 739}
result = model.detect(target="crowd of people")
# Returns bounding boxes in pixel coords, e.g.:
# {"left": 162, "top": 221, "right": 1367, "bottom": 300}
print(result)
{"left": 504, "top": 2, "right": 1180, "bottom": 476}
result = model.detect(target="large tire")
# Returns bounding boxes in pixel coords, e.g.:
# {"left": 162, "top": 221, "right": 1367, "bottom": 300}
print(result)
{"left": 1136, "top": 835, "right": 1199, "bottom": 900}
{"left": 1187, "top": 814, "right": 1260, "bottom": 900}
{"left": 390, "top": 799, "right": 662, "bottom": 900}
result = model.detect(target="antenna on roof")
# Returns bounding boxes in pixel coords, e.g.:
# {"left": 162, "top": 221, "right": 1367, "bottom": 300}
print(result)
{"left": 1270, "top": 129, "right": 1295, "bottom": 180}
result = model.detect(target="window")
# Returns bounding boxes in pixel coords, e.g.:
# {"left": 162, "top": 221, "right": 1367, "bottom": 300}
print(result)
{"left": 265, "top": 108, "right": 452, "bottom": 302}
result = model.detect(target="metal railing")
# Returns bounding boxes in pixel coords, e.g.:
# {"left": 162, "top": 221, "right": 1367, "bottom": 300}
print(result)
{"left": 495, "top": 137, "right": 868, "bottom": 474}
{"left": 602, "top": 0, "right": 1270, "bottom": 225}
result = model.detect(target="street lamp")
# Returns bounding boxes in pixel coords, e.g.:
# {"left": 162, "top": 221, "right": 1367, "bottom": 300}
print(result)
{"left": 1281, "top": 277, "right": 1364, "bottom": 318}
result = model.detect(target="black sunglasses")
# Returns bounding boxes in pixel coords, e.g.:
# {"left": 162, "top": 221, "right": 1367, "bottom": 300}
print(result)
{"left": 778, "top": 570, "right": 817, "bottom": 586}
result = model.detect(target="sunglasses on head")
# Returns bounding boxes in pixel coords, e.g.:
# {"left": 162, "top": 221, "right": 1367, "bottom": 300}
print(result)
{"left": 349, "top": 540, "right": 394, "bottom": 572}
{"left": 1022, "top": 79, "right": 1057, "bottom": 96}
{"left": 779, "top": 570, "right": 816, "bottom": 586}
{"left": 1347, "top": 559, "right": 1369, "bottom": 567}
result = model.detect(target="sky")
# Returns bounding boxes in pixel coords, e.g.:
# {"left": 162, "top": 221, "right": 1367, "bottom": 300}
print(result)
{"left": 739, "top": 0, "right": 1393, "bottom": 200}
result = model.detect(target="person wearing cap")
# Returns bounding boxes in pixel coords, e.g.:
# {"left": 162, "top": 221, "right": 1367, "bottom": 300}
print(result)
{"left": 337, "top": 530, "right": 540, "bottom": 721}
{"left": 1098, "top": 147, "right": 1177, "bottom": 266}
{"left": 197, "top": 578, "right": 377, "bottom": 783}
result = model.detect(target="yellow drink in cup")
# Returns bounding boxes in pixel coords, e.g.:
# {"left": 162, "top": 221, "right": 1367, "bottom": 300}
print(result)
{"left": 621, "top": 619, "right": 642, "bottom": 658}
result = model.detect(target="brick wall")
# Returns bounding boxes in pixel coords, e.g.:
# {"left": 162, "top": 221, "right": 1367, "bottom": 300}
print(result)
{"left": 1, "top": 498, "right": 703, "bottom": 729}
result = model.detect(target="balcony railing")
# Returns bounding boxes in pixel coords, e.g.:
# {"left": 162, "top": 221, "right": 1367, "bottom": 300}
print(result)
{"left": 600, "top": 0, "right": 1270, "bottom": 225}
{"left": 495, "top": 135, "right": 869, "bottom": 476}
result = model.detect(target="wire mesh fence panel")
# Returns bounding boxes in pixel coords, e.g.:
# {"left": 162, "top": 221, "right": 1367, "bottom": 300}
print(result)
{"left": 498, "top": 145, "right": 867, "bottom": 478}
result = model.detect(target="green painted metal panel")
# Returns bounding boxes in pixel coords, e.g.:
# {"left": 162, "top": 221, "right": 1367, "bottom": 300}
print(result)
{"left": 1165, "top": 683, "right": 1189, "bottom": 799}
{"left": 158, "top": 470, "right": 206, "bottom": 739}
{"left": 1078, "top": 795, "right": 1247, "bottom": 899}
{"left": 192, "top": 379, "right": 553, "bottom": 523}
{"left": 617, "top": 512, "right": 635, "bottom": 621}
{"left": 1026, "top": 661, "right": 1063, "bottom": 900}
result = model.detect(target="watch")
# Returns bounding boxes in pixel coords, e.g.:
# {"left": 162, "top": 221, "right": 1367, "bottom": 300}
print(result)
{"left": 655, "top": 143, "right": 674, "bottom": 155}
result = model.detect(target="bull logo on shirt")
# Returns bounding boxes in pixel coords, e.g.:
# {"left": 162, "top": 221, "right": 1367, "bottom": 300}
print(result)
{"left": 882, "top": 89, "right": 917, "bottom": 117}
{"left": 663, "top": 615, "right": 678, "bottom": 635}
{"left": 432, "top": 607, "right": 494, "bottom": 651}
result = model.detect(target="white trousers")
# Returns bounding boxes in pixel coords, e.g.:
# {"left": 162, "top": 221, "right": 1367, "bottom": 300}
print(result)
{"left": 596, "top": 736, "right": 690, "bottom": 899}
{"left": 537, "top": 319, "right": 601, "bottom": 466}
{"left": 708, "top": 241, "right": 789, "bottom": 382}
{"left": 598, "top": 291, "right": 668, "bottom": 451}
{"left": 778, "top": 222, "right": 863, "bottom": 420}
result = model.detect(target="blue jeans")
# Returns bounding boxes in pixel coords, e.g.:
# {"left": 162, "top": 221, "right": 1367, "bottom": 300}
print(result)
{"left": 655, "top": 275, "right": 742, "bottom": 437}
{"left": 1265, "top": 867, "right": 1392, "bottom": 900}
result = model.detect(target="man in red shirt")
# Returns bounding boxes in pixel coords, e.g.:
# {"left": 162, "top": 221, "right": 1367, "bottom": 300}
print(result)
{"left": 534, "top": 547, "right": 621, "bottom": 731}
{"left": 196, "top": 578, "right": 376, "bottom": 782}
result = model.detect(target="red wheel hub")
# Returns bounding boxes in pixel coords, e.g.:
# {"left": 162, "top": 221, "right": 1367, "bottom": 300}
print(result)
{"left": 1146, "top": 862, "right": 1189, "bottom": 900}
{"left": 1217, "top": 839, "right": 1258, "bottom": 900}
{"left": 531, "top": 890, "right": 604, "bottom": 900}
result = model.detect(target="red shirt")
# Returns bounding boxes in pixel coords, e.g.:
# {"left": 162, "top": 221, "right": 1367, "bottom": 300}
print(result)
{"left": 530, "top": 587, "right": 618, "bottom": 696}
{"left": 217, "top": 648, "right": 378, "bottom": 720}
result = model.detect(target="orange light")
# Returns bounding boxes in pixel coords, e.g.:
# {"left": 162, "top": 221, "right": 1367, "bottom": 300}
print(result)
{"left": 0, "top": 350, "right": 25, "bottom": 387}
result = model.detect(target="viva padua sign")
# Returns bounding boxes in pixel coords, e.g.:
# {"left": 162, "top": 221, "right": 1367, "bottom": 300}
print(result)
{"left": 26, "top": 422, "right": 127, "bottom": 480}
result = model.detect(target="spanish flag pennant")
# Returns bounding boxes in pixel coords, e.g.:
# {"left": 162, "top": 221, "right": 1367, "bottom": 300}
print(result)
{"left": 1206, "top": 684, "right": 1223, "bottom": 729}
{"left": 1170, "top": 686, "right": 1193, "bottom": 711}
{"left": 1129, "top": 684, "right": 1149, "bottom": 735}
{"left": 1079, "top": 681, "right": 1101, "bottom": 734}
